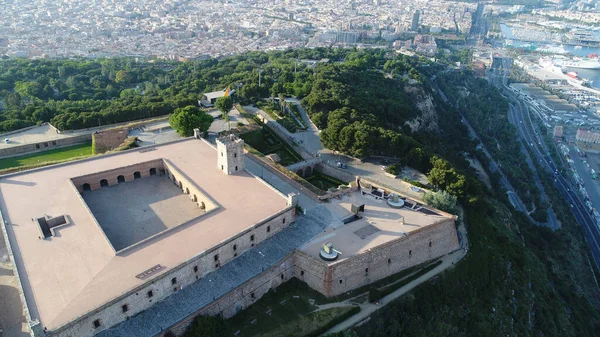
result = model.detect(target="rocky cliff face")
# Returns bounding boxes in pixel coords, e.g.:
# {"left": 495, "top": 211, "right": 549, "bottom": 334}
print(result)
{"left": 404, "top": 84, "right": 439, "bottom": 133}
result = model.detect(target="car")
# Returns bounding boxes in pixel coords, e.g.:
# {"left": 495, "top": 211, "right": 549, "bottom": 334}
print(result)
{"left": 381, "top": 165, "right": 387, "bottom": 171}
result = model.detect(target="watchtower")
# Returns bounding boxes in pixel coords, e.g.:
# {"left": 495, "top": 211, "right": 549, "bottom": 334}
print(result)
{"left": 216, "top": 134, "right": 245, "bottom": 175}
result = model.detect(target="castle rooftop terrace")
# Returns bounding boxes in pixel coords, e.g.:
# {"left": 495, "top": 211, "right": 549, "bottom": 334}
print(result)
{"left": 299, "top": 192, "right": 454, "bottom": 263}
{"left": 0, "top": 138, "right": 289, "bottom": 330}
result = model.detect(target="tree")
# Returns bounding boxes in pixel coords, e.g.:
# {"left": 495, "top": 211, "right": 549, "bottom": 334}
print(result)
{"left": 115, "top": 70, "right": 131, "bottom": 84}
{"left": 169, "top": 106, "right": 213, "bottom": 137}
{"left": 423, "top": 190, "right": 458, "bottom": 214}
{"left": 215, "top": 96, "right": 233, "bottom": 115}
{"left": 428, "top": 156, "right": 467, "bottom": 198}
{"left": 14, "top": 81, "right": 43, "bottom": 99}
{"left": 183, "top": 315, "right": 231, "bottom": 337}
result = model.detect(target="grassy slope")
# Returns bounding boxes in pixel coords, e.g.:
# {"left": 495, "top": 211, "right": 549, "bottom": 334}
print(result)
{"left": 240, "top": 128, "right": 302, "bottom": 166}
{"left": 0, "top": 142, "right": 93, "bottom": 169}
{"left": 261, "top": 306, "right": 357, "bottom": 337}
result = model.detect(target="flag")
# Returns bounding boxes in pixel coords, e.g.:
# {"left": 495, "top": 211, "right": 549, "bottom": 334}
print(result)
{"left": 224, "top": 86, "right": 231, "bottom": 97}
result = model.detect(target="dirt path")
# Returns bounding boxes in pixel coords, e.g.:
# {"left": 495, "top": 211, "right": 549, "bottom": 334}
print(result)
{"left": 465, "top": 157, "right": 492, "bottom": 189}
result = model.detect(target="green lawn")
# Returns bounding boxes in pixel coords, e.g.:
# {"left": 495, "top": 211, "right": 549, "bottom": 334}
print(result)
{"left": 260, "top": 306, "right": 358, "bottom": 337}
{"left": 0, "top": 142, "right": 93, "bottom": 170}
{"left": 305, "top": 173, "right": 348, "bottom": 191}
{"left": 227, "top": 280, "right": 318, "bottom": 337}
{"left": 227, "top": 278, "right": 360, "bottom": 337}
{"left": 240, "top": 128, "right": 302, "bottom": 166}
{"left": 277, "top": 116, "right": 299, "bottom": 133}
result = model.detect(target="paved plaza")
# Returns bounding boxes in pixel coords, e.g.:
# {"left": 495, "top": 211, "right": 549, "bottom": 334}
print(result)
{"left": 83, "top": 175, "right": 205, "bottom": 251}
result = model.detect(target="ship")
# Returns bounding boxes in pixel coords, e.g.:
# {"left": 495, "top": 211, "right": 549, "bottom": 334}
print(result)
{"left": 564, "top": 71, "right": 593, "bottom": 86}
{"left": 567, "top": 31, "right": 600, "bottom": 48}
{"left": 557, "top": 57, "right": 600, "bottom": 70}
{"left": 537, "top": 44, "right": 569, "bottom": 55}
{"left": 539, "top": 58, "right": 594, "bottom": 86}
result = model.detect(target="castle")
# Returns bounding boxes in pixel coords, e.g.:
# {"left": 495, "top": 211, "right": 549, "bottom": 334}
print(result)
{"left": 0, "top": 132, "right": 459, "bottom": 337}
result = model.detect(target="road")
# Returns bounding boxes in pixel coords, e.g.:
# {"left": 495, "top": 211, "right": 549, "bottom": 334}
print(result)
{"left": 284, "top": 98, "right": 324, "bottom": 156}
{"left": 506, "top": 98, "right": 559, "bottom": 229}
{"left": 494, "top": 58, "right": 600, "bottom": 266}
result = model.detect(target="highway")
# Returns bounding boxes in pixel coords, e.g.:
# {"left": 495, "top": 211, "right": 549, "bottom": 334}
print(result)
{"left": 495, "top": 58, "right": 600, "bottom": 266}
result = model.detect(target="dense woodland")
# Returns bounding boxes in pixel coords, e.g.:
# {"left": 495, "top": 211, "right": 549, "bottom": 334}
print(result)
{"left": 1, "top": 49, "right": 599, "bottom": 337}
{"left": 436, "top": 71, "right": 545, "bottom": 216}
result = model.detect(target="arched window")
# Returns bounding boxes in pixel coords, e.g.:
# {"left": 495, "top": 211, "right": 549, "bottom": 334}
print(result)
{"left": 186, "top": 187, "right": 190, "bottom": 195}
{"left": 133, "top": 171, "right": 141, "bottom": 179}
{"left": 82, "top": 183, "right": 91, "bottom": 191}
{"left": 117, "top": 175, "right": 125, "bottom": 183}
{"left": 149, "top": 168, "right": 157, "bottom": 176}
{"left": 100, "top": 179, "right": 108, "bottom": 187}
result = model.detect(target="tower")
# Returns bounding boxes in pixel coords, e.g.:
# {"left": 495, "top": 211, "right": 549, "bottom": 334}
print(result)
{"left": 411, "top": 10, "right": 420, "bottom": 32}
{"left": 216, "top": 134, "right": 245, "bottom": 175}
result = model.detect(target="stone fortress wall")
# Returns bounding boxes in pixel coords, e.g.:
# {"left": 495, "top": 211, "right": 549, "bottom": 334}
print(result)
{"left": 71, "top": 158, "right": 165, "bottom": 192}
{"left": 21, "top": 158, "right": 456, "bottom": 337}
{"left": 294, "top": 218, "right": 459, "bottom": 297}
{"left": 35, "top": 140, "right": 297, "bottom": 337}
{"left": 50, "top": 205, "right": 295, "bottom": 337}
{"left": 0, "top": 133, "right": 91, "bottom": 158}
{"left": 167, "top": 254, "right": 296, "bottom": 336}
{"left": 0, "top": 131, "right": 458, "bottom": 337}
{"left": 161, "top": 215, "right": 459, "bottom": 336}
{"left": 92, "top": 128, "right": 128, "bottom": 154}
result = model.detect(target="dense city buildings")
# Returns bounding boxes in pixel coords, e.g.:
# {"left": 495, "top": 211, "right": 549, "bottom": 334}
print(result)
{"left": 576, "top": 128, "right": 600, "bottom": 144}
{"left": 0, "top": 0, "right": 474, "bottom": 59}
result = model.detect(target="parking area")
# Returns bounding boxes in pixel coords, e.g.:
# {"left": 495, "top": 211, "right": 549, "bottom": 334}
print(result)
{"left": 208, "top": 107, "right": 250, "bottom": 134}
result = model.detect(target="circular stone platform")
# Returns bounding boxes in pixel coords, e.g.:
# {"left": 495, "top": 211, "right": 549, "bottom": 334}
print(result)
{"left": 319, "top": 248, "right": 340, "bottom": 261}
{"left": 387, "top": 194, "right": 405, "bottom": 209}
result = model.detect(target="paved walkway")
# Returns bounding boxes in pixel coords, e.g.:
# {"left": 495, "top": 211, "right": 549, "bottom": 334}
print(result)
{"left": 284, "top": 98, "right": 324, "bottom": 156}
{"left": 320, "top": 216, "right": 469, "bottom": 336}
{"left": 244, "top": 155, "right": 319, "bottom": 211}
